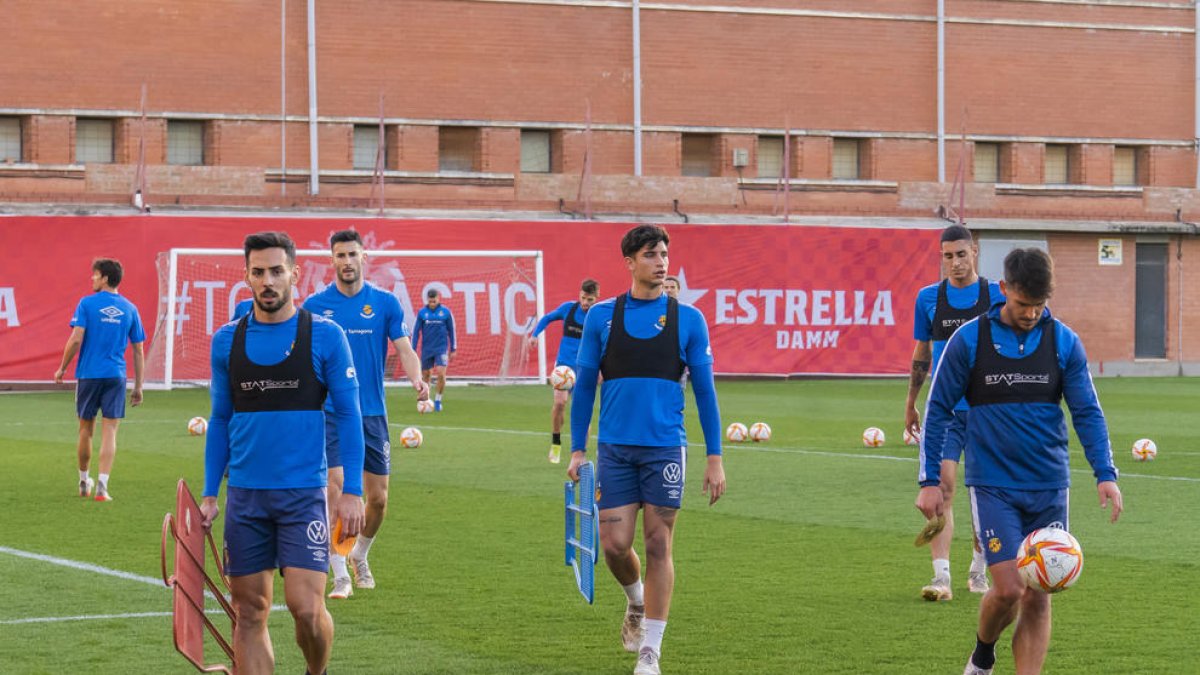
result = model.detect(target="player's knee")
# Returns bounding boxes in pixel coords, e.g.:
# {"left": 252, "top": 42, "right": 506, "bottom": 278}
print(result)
{"left": 366, "top": 490, "right": 387, "bottom": 514}
{"left": 642, "top": 527, "right": 673, "bottom": 562}
{"left": 288, "top": 602, "right": 326, "bottom": 636}
{"left": 233, "top": 594, "right": 272, "bottom": 625}
{"left": 1020, "top": 587, "right": 1051, "bottom": 615}
{"left": 600, "top": 532, "right": 634, "bottom": 560}
{"left": 991, "top": 575, "right": 1026, "bottom": 606}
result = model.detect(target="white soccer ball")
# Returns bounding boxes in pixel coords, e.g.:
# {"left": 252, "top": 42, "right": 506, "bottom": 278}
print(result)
{"left": 399, "top": 427, "right": 423, "bottom": 449}
{"left": 416, "top": 399, "right": 435, "bottom": 414}
{"left": 1017, "top": 527, "right": 1084, "bottom": 593}
{"left": 1131, "top": 438, "right": 1157, "bottom": 462}
{"left": 903, "top": 428, "right": 920, "bottom": 446}
{"left": 748, "top": 422, "right": 772, "bottom": 443}
{"left": 549, "top": 365, "right": 576, "bottom": 391}
{"left": 725, "top": 422, "right": 748, "bottom": 443}
{"left": 187, "top": 416, "right": 208, "bottom": 436}
{"left": 862, "top": 427, "right": 885, "bottom": 447}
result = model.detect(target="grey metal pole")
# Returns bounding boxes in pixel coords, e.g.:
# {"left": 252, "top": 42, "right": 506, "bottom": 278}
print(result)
{"left": 633, "top": 0, "right": 643, "bottom": 177}
{"left": 937, "top": 0, "right": 946, "bottom": 184}
{"left": 306, "top": 0, "right": 320, "bottom": 195}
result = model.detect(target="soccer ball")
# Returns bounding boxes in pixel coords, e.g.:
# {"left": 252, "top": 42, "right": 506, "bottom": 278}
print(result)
{"left": 417, "top": 399, "right": 435, "bottom": 414}
{"left": 399, "top": 427, "right": 423, "bottom": 448}
{"left": 1131, "top": 438, "right": 1157, "bottom": 462}
{"left": 748, "top": 422, "right": 772, "bottom": 442}
{"left": 1017, "top": 527, "right": 1084, "bottom": 593}
{"left": 862, "top": 427, "right": 885, "bottom": 447}
{"left": 725, "top": 422, "right": 748, "bottom": 443}
{"left": 187, "top": 416, "right": 207, "bottom": 436}
{"left": 549, "top": 365, "right": 576, "bottom": 391}
{"left": 903, "top": 428, "right": 920, "bottom": 446}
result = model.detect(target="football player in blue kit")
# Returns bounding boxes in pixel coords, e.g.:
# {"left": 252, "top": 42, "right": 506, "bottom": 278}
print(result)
{"left": 567, "top": 225, "right": 726, "bottom": 675}
{"left": 200, "top": 232, "right": 366, "bottom": 675}
{"left": 413, "top": 289, "right": 456, "bottom": 411}
{"left": 303, "top": 229, "right": 430, "bottom": 599}
{"left": 905, "top": 225, "right": 1001, "bottom": 601}
{"left": 916, "top": 248, "right": 1122, "bottom": 675}
{"left": 527, "top": 278, "right": 599, "bottom": 463}
{"left": 54, "top": 258, "right": 146, "bottom": 502}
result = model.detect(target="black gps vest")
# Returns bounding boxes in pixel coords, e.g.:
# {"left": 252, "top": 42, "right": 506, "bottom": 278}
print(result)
{"left": 965, "top": 315, "right": 1063, "bottom": 407}
{"left": 599, "top": 294, "right": 685, "bottom": 382}
{"left": 563, "top": 302, "right": 584, "bottom": 340}
{"left": 229, "top": 309, "right": 327, "bottom": 413}
{"left": 931, "top": 278, "right": 991, "bottom": 341}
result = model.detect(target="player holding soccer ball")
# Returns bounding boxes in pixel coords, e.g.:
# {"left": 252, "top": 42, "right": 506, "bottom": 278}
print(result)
{"left": 527, "top": 278, "right": 599, "bottom": 463}
{"left": 568, "top": 225, "right": 726, "bottom": 675}
{"left": 905, "top": 225, "right": 1003, "bottom": 601}
{"left": 302, "top": 229, "right": 430, "bottom": 599}
{"left": 413, "top": 289, "right": 456, "bottom": 412}
{"left": 200, "top": 232, "right": 365, "bottom": 675}
{"left": 915, "top": 248, "right": 1122, "bottom": 675}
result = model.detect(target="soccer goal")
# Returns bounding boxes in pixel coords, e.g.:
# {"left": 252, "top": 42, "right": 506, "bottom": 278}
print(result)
{"left": 146, "top": 248, "right": 546, "bottom": 389}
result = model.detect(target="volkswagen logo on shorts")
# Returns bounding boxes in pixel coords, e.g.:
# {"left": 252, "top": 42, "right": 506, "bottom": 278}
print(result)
{"left": 306, "top": 520, "right": 329, "bottom": 545}
{"left": 662, "top": 462, "right": 682, "bottom": 484}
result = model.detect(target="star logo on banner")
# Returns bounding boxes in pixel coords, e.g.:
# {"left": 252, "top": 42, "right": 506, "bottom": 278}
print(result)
{"left": 674, "top": 268, "right": 708, "bottom": 306}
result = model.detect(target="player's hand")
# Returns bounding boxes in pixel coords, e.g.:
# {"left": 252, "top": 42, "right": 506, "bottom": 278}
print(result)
{"left": 1098, "top": 481, "right": 1123, "bottom": 523}
{"left": 335, "top": 493, "right": 366, "bottom": 538}
{"left": 199, "top": 496, "right": 220, "bottom": 532}
{"left": 904, "top": 405, "right": 922, "bottom": 438}
{"left": 53, "top": 368, "right": 65, "bottom": 384}
{"left": 566, "top": 451, "right": 587, "bottom": 482}
{"left": 412, "top": 378, "right": 430, "bottom": 401}
{"left": 130, "top": 388, "right": 144, "bottom": 407}
{"left": 526, "top": 336, "right": 538, "bottom": 349}
{"left": 702, "top": 455, "right": 726, "bottom": 506}
{"left": 915, "top": 485, "right": 944, "bottom": 520}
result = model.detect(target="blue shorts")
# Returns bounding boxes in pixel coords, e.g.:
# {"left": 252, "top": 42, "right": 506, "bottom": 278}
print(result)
{"left": 223, "top": 487, "right": 329, "bottom": 576}
{"left": 421, "top": 352, "right": 449, "bottom": 370}
{"left": 324, "top": 415, "right": 391, "bottom": 475}
{"left": 970, "top": 486, "right": 1069, "bottom": 566}
{"left": 596, "top": 443, "right": 687, "bottom": 510}
{"left": 942, "top": 409, "right": 969, "bottom": 463}
{"left": 75, "top": 378, "right": 126, "bottom": 420}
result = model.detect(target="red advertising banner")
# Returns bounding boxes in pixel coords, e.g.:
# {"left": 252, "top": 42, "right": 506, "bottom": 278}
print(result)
{"left": 0, "top": 217, "right": 938, "bottom": 381}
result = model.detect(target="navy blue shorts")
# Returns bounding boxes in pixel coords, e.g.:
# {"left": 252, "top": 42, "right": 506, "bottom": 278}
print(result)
{"left": 596, "top": 443, "right": 687, "bottom": 510}
{"left": 970, "top": 486, "right": 1069, "bottom": 565}
{"left": 421, "top": 352, "right": 449, "bottom": 370}
{"left": 223, "top": 487, "right": 329, "bottom": 576}
{"left": 324, "top": 415, "right": 391, "bottom": 475}
{"left": 76, "top": 378, "right": 126, "bottom": 420}
{"left": 941, "top": 409, "right": 969, "bottom": 463}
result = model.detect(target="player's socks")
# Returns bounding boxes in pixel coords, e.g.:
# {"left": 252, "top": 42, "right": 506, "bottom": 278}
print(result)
{"left": 970, "top": 547, "right": 988, "bottom": 573}
{"left": 933, "top": 558, "right": 950, "bottom": 579}
{"left": 552, "top": 433, "right": 562, "bottom": 446}
{"left": 79, "top": 469, "right": 89, "bottom": 483}
{"left": 331, "top": 553, "right": 350, "bottom": 580}
{"left": 642, "top": 619, "right": 666, "bottom": 654}
{"left": 622, "top": 580, "right": 644, "bottom": 606}
{"left": 97, "top": 473, "right": 111, "bottom": 497}
{"left": 351, "top": 534, "right": 375, "bottom": 560}
{"left": 972, "top": 635, "right": 997, "bottom": 669}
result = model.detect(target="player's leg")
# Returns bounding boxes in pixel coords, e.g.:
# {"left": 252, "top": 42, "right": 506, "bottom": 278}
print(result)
{"left": 923, "top": 458, "right": 957, "bottom": 601}
{"left": 350, "top": 417, "right": 389, "bottom": 587}
{"left": 634, "top": 446, "right": 685, "bottom": 673}
{"left": 548, "top": 388, "right": 568, "bottom": 463}
{"left": 74, "top": 379, "right": 100, "bottom": 497}
{"left": 965, "top": 487, "right": 1025, "bottom": 674}
{"left": 326, "top": 466, "right": 350, "bottom": 599}
{"left": 229, "top": 571, "right": 277, "bottom": 675}
{"left": 224, "top": 487, "right": 280, "bottom": 675}
{"left": 433, "top": 357, "right": 447, "bottom": 410}
{"left": 94, "top": 378, "right": 126, "bottom": 501}
{"left": 283, "top": 567, "right": 335, "bottom": 675}
{"left": 1011, "top": 588, "right": 1052, "bottom": 675}
{"left": 596, "top": 443, "right": 647, "bottom": 652}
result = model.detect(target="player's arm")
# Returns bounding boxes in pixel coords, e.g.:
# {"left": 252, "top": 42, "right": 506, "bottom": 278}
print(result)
{"left": 324, "top": 326, "right": 366, "bottom": 535}
{"left": 1059, "top": 326, "right": 1122, "bottom": 522}
{"left": 683, "top": 308, "right": 725, "bottom": 505}
{"left": 129, "top": 310, "right": 147, "bottom": 406}
{"left": 567, "top": 307, "right": 604, "bottom": 481}
{"left": 54, "top": 326, "right": 85, "bottom": 383}
{"left": 527, "top": 303, "right": 567, "bottom": 345}
{"left": 392, "top": 336, "right": 429, "bottom": 399}
{"left": 447, "top": 309, "right": 457, "bottom": 354}
{"left": 201, "top": 334, "right": 233, "bottom": 530}
{"left": 904, "top": 340, "right": 933, "bottom": 436}
{"left": 915, "top": 328, "right": 972, "bottom": 518}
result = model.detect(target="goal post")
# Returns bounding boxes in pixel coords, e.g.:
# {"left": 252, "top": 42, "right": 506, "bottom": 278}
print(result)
{"left": 147, "top": 248, "right": 546, "bottom": 389}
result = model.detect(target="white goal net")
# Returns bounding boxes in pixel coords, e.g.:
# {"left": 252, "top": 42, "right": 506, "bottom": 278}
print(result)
{"left": 146, "top": 248, "right": 545, "bottom": 389}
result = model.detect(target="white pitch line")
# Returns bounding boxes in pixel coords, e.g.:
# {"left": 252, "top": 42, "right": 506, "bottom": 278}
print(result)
{"left": 0, "top": 546, "right": 164, "bottom": 587}
{"left": 0, "top": 608, "right": 224, "bottom": 626}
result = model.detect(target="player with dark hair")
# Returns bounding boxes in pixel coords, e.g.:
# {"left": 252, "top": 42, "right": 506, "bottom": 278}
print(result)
{"left": 568, "top": 224, "right": 726, "bottom": 675}
{"left": 200, "top": 231, "right": 365, "bottom": 675}
{"left": 413, "top": 289, "right": 456, "bottom": 412}
{"left": 528, "top": 278, "right": 600, "bottom": 463}
{"left": 661, "top": 275, "right": 680, "bottom": 299}
{"left": 303, "top": 229, "right": 430, "bottom": 599}
{"left": 905, "top": 224, "right": 1001, "bottom": 601}
{"left": 916, "top": 247, "right": 1122, "bottom": 675}
{"left": 55, "top": 257, "right": 145, "bottom": 501}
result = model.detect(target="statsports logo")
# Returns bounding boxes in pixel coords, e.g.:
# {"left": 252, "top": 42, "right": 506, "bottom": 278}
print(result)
{"left": 984, "top": 373, "right": 1051, "bottom": 387}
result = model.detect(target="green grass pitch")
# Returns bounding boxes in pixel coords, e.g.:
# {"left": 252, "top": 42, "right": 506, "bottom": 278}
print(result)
{"left": 1, "top": 379, "right": 1197, "bottom": 674}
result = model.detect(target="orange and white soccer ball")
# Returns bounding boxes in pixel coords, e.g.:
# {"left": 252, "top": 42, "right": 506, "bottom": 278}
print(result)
{"left": 862, "top": 427, "right": 885, "bottom": 447}
{"left": 725, "top": 422, "right": 748, "bottom": 443}
{"left": 399, "top": 426, "right": 423, "bottom": 449}
{"left": 187, "top": 416, "right": 208, "bottom": 436}
{"left": 417, "top": 399, "right": 435, "bottom": 414}
{"left": 549, "top": 365, "right": 576, "bottom": 391}
{"left": 903, "top": 428, "right": 920, "bottom": 446}
{"left": 1017, "top": 527, "right": 1084, "bottom": 593}
{"left": 748, "top": 422, "right": 772, "bottom": 443}
{"left": 1131, "top": 438, "right": 1157, "bottom": 462}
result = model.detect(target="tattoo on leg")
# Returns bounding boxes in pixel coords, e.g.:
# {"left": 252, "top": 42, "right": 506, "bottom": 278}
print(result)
{"left": 600, "top": 516, "right": 623, "bottom": 524}
{"left": 652, "top": 506, "right": 677, "bottom": 520}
